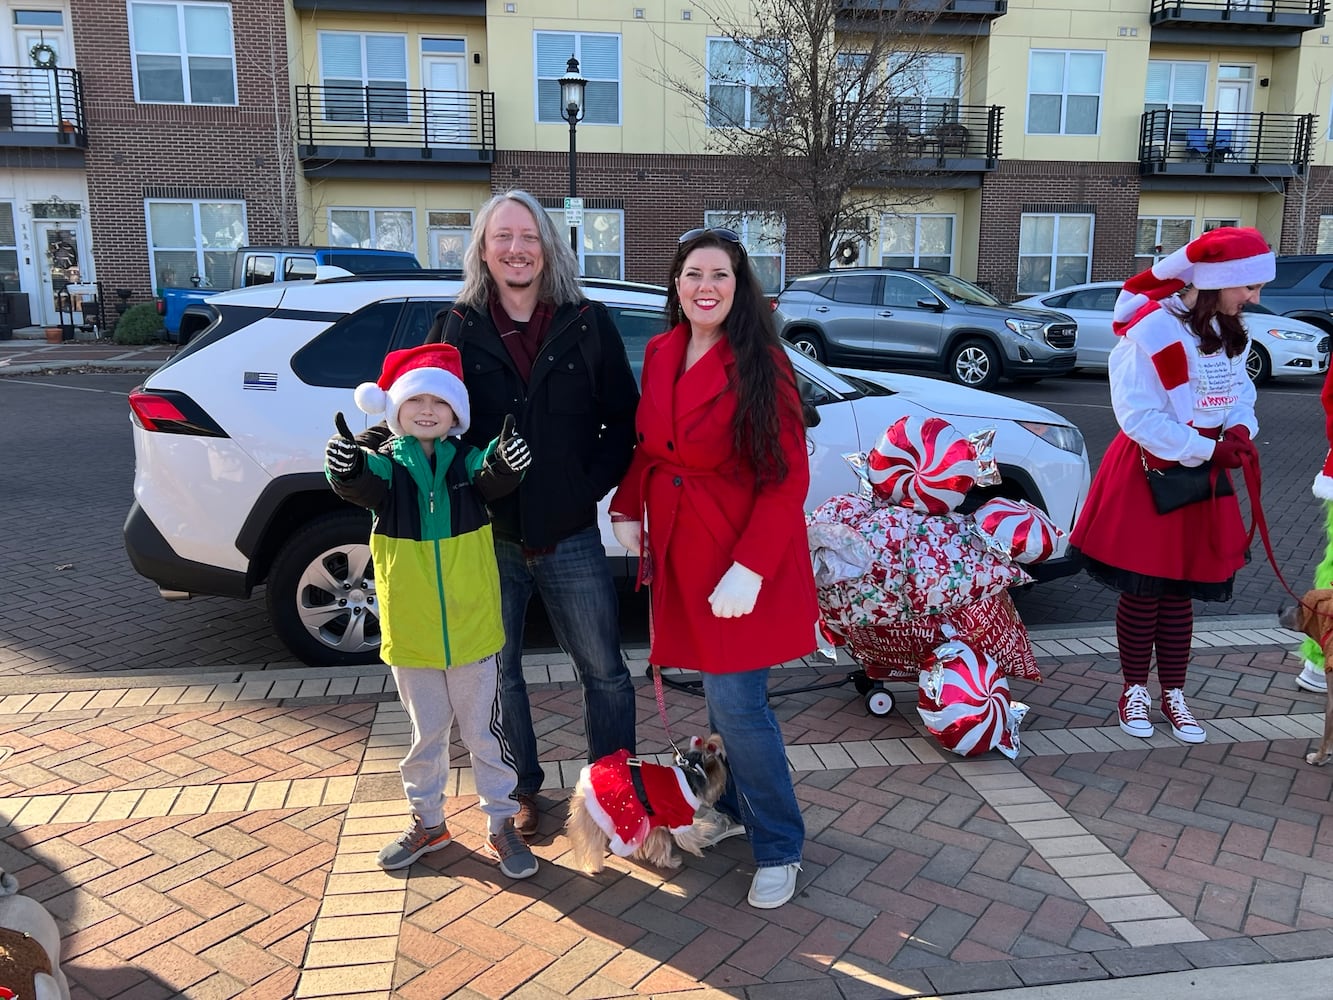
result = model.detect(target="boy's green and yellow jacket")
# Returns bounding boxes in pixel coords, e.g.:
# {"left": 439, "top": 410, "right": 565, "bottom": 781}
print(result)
{"left": 327, "top": 435, "right": 514, "bottom": 669}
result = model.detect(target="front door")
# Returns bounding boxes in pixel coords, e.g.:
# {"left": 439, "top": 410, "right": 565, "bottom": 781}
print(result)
{"left": 422, "top": 52, "right": 468, "bottom": 146}
{"left": 15, "top": 26, "right": 70, "bottom": 128}
{"left": 428, "top": 226, "right": 470, "bottom": 270}
{"left": 1215, "top": 69, "right": 1252, "bottom": 155}
{"left": 34, "top": 219, "right": 83, "bottom": 326}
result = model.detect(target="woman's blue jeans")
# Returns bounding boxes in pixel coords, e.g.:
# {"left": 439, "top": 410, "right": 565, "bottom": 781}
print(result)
{"left": 494, "top": 528, "right": 638, "bottom": 796}
{"left": 701, "top": 668, "right": 804, "bottom": 868}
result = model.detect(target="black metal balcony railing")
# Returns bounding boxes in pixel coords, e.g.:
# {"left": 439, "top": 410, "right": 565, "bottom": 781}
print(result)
{"left": 1151, "top": 0, "right": 1325, "bottom": 19}
{"left": 295, "top": 85, "right": 495, "bottom": 156}
{"left": 0, "top": 66, "right": 86, "bottom": 144}
{"left": 1139, "top": 109, "right": 1316, "bottom": 174}
{"left": 875, "top": 102, "right": 1003, "bottom": 167}
{"left": 839, "top": 0, "right": 1007, "bottom": 18}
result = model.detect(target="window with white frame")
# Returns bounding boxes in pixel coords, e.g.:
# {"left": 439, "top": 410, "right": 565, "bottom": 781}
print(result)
{"left": 888, "top": 54, "right": 963, "bottom": 133}
{"left": 328, "top": 208, "right": 415, "bottom": 253}
{"left": 706, "top": 38, "right": 785, "bottom": 129}
{"left": 1318, "top": 216, "right": 1333, "bottom": 253}
{"left": 1027, "top": 50, "right": 1103, "bottom": 135}
{"left": 1017, "top": 213, "right": 1093, "bottom": 294}
{"left": 0, "top": 203, "right": 17, "bottom": 290}
{"left": 1134, "top": 217, "right": 1192, "bottom": 271}
{"left": 544, "top": 208, "right": 624, "bottom": 279}
{"left": 704, "top": 210, "right": 784, "bottom": 294}
{"left": 427, "top": 210, "right": 471, "bottom": 270}
{"left": 880, "top": 214, "right": 955, "bottom": 272}
{"left": 1144, "top": 61, "right": 1206, "bottom": 120}
{"left": 129, "top": 2, "right": 236, "bottom": 105}
{"left": 535, "top": 32, "right": 620, "bottom": 125}
{"left": 319, "top": 32, "right": 408, "bottom": 123}
{"left": 146, "top": 199, "right": 246, "bottom": 292}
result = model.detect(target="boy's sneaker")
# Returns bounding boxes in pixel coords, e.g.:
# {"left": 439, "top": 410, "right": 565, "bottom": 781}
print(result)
{"left": 1161, "top": 688, "right": 1206, "bottom": 744}
{"left": 1118, "top": 684, "right": 1154, "bottom": 738}
{"left": 378, "top": 815, "right": 452, "bottom": 871}
{"left": 486, "top": 818, "right": 538, "bottom": 879}
{"left": 698, "top": 807, "right": 747, "bottom": 847}
{"left": 1297, "top": 659, "right": 1328, "bottom": 694}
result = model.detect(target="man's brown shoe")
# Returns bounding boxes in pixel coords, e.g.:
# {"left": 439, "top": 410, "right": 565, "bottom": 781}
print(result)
{"left": 515, "top": 793, "right": 539, "bottom": 837}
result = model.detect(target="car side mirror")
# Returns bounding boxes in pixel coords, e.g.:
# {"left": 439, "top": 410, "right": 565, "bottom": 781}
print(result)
{"left": 918, "top": 298, "right": 945, "bottom": 312}
{"left": 798, "top": 378, "right": 822, "bottom": 428}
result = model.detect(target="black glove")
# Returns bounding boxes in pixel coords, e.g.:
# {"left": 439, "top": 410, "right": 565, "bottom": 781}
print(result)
{"left": 1211, "top": 437, "right": 1247, "bottom": 470}
{"left": 326, "top": 412, "right": 365, "bottom": 478}
{"left": 491, "top": 414, "right": 531, "bottom": 475}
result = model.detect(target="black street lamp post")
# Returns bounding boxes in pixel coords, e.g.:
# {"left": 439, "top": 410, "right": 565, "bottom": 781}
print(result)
{"left": 559, "top": 55, "right": 587, "bottom": 255}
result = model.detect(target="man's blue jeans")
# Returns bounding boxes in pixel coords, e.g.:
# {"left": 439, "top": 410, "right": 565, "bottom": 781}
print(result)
{"left": 700, "top": 668, "right": 805, "bottom": 868}
{"left": 494, "top": 527, "right": 637, "bottom": 796}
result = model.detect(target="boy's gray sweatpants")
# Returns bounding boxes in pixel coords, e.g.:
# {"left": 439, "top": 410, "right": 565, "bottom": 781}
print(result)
{"left": 390, "top": 653, "right": 520, "bottom": 835}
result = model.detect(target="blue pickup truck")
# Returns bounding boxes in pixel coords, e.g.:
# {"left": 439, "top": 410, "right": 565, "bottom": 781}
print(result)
{"left": 158, "top": 246, "right": 420, "bottom": 341}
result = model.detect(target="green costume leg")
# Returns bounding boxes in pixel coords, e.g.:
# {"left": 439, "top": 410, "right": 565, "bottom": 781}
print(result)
{"left": 1300, "top": 501, "right": 1333, "bottom": 667}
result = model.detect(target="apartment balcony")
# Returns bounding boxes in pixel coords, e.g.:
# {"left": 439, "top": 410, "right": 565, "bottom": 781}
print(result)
{"left": 291, "top": 0, "right": 482, "bottom": 15}
{"left": 1149, "top": 0, "right": 1325, "bottom": 46}
{"left": 837, "top": 0, "right": 1007, "bottom": 36}
{"left": 296, "top": 85, "right": 495, "bottom": 181}
{"left": 866, "top": 103, "right": 1003, "bottom": 187}
{"left": 0, "top": 66, "right": 87, "bottom": 167}
{"left": 1139, "top": 109, "right": 1315, "bottom": 189}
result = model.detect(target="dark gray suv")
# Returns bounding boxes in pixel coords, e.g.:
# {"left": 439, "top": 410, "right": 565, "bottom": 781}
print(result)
{"left": 773, "top": 268, "right": 1078, "bottom": 389}
{"left": 1255, "top": 256, "right": 1333, "bottom": 338}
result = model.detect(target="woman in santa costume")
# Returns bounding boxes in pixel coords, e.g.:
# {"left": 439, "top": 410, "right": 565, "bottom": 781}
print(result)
{"left": 1069, "top": 226, "right": 1270, "bottom": 743}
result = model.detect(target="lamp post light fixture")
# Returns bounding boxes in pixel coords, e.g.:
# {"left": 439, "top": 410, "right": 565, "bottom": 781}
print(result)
{"left": 559, "top": 55, "right": 587, "bottom": 254}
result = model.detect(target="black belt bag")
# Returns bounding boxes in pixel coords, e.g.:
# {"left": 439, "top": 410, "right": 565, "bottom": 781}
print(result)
{"left": 1140, "top": 447, "right": 1233, "bottom": 515}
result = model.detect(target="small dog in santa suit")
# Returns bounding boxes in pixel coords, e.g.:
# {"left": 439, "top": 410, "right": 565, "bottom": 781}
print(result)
{"left": 567, "top": 735, "right": 730, "bottom": 872}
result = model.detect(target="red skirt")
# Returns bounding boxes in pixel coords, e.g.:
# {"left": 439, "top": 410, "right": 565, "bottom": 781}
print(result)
{"left": 1069, "top": 431, "right": 1248, "bottom": 597}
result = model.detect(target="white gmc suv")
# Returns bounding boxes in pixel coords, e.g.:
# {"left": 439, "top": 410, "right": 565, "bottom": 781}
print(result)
{"left": 124, "top": 272, "right": 1091, "bottom": 667}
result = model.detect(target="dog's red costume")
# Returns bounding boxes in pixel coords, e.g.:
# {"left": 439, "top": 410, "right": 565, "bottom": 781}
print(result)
{"left": 577, "top": 749, "right": 704, "bottom": 856}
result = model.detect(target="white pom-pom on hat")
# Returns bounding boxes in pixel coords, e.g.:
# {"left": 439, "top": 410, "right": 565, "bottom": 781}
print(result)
{"left": 355, "top": 381, "right": 388, "bottom": 416}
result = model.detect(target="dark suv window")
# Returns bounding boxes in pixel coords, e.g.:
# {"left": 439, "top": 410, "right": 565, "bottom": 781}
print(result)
{"left": 292, "top": 301, "right": 403, "bottom": 388}
{"left": 393, "top": 300, "right": 453, "bottom": 351}
{"left": 884, "top": 275, "right": 928, "bottom": 308}
{"left": 792, "top": 275, "right": 832, "bottom": 298}
{"left": 832, "top": 274, "right": 879, "bottom": 305}
{"left": 1269, "top": 261, "right": 1319, "bottom": 288}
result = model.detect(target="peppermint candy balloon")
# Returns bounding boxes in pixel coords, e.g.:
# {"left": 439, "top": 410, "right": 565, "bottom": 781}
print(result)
{"left": 917, "top": 639, "right": 1021, "bottom": 758}
{"left": 972, "top": 498, "right": 1063, "bottom": 565}
{"left": 866, "top": 416, "right": 979, "bottom": 514}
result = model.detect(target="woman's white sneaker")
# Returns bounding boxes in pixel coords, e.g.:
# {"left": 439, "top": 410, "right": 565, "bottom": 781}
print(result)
{"left": 1118, "top": 684, "right": 1154, "bottom": 738}
{"left": 1161, "top": 688, "right": 1206, "bottom": 744}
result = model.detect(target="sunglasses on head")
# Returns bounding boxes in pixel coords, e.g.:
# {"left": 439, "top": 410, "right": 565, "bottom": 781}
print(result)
{"left": 678, "top": 226, "right": 743, "bottom": 247}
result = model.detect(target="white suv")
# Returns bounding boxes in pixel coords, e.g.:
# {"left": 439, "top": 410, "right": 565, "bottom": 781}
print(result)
{"left": 125, "top": 273, "right": 1091, "bottom": 667}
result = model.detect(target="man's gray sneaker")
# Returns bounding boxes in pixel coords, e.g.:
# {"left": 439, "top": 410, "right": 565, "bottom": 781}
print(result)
{"left": 378, "top": 815, "right": 452, "bottom": 871}
{"left": 486, "top": 818, "right": 538, "bottom": 879}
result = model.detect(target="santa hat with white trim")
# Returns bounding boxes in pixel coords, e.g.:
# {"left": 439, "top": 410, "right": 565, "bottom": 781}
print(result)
{"left": 354, "top": 343, "right": 470, "bottom": 438}
{"left": 1316, "top": 366, "right": 1333, "bottom": 500}
{"left": 1112, "top": 226, "right": 1275, "bottom": 330}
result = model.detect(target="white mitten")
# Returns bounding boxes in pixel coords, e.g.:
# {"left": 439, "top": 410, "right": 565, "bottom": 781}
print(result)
{"left": 612, "top": 520, "right": 643, "bottom": 554}
{"left": 709, "top": 561, "right": 762, "bottom": 618}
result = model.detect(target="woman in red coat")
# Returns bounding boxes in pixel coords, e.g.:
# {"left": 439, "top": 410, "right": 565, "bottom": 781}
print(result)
{"left": 609, "top": 227, "right": 818, "bottom": 910}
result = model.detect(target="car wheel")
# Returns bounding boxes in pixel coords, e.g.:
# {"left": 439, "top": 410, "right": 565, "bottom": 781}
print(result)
{"left": 266, "top": 510, "right": 381, "bottom": 666}
{"left": 1246, "top": 344, "right": 1271, "bottom": 385}
{"left": 949, "top": 339, "right": 1001, "bottom": 390}
{"left": 788, "top": 330, "right": 827, "bottom": 363}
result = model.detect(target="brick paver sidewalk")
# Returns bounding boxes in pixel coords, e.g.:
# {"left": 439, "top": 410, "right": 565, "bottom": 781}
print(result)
{"left": 4, "top": 627, "right": 1333, "bottom": 999}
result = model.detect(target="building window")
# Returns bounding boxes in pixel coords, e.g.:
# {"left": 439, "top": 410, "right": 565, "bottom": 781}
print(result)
{"left": 1203, "top": 218, "right": 1239, "bottom": 232}
{"left": 880, "top": 214, "right": 955, "bottom": 272}
{"left": 1134, "top": 217, "right": 1192, "bottom": 272}
{"left": 319, "top": 32, "right": 408, "bottom": 123}
{"left": 1017, "top": 213, "right": 1093, "bottom": 294}
{"left": 328, "top": 208, "right": 415, "bottom": 253}
{"left": 544, "top": 208, "right": 624, "bottom": 279}
{"left": 427, "top": 210, "right": 471, "bottom": 270}
{"left": 888, "top": 54, "right": 963, "bottom": 133}
{"left": 0, "top": 203, "right": 17, "bottom": 291}
{"left": 707, "top": 38, "right": 784, "bottom": 129}
{"left": 1318, "top": 216, "right": 1333, "bottom": 254}
{"left": 1027, "top": 50, "right": 1103, "bottom": 135}
{"left": 1144, "top": 61, "right": 1206, "bottom": 119}
{"left": 704, "top": 210, "right": 784, "bottom": 294}
{"left": 129, "top": 2, "right": 236, "bottom": 105}
{"left": 145, "top": 199, "right": 246, "bottom": 292}
{"left": 535, "top": 32, "right": 620, "bottom": 125}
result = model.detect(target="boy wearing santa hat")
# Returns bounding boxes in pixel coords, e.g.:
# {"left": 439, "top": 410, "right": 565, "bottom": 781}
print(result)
{"left": 1069, "top": 226, "right": 1271, "bottom": 744}
{"left": 324, "top": 342, "right": 539, "bottom": 878}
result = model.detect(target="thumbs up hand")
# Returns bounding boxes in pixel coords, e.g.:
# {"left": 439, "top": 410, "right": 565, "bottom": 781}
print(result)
{"left": 325, "top": 411, "right": 365, "bottom": 478}
{"left": 492, "top": 414, "right": 532, "bottom": 475}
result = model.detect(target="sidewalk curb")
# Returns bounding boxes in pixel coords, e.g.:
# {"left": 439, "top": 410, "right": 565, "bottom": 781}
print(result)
{"left": 0, "top": 360, "right": 166, "bottom": 375}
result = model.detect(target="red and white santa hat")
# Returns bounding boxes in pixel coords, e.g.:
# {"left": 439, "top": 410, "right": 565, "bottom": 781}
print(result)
{"left": 1316, "top": 367, "right": 1333, "bottom": 499}
{"left": 1112, "top": 226, "right": 1275, "bottom": 330}
{"left": 354, "top": 343, "right": 470, "bottom": 437}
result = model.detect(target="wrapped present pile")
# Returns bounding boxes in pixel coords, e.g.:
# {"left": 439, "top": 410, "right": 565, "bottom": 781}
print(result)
{"left": 807, "top": 414, "right": 1065, "bottom": 692}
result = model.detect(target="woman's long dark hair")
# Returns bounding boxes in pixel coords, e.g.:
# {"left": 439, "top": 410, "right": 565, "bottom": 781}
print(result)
{"left": 1186, "top": 288, "right": 1248, "bottom": 357}
{"left": 665, "top": 231, "right": 799, "bottom": 485}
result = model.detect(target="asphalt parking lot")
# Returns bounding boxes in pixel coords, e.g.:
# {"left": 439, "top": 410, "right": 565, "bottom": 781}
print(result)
{"left": 2, "top": 369, "right": 1325, "bottom": 676}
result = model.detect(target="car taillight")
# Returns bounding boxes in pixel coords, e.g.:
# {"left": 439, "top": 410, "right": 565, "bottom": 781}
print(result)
{"left": 155, "top": 297, "right": 164, "bottom": 315}
{"left": 128, "top": 387, "right": 227, "bottom": 436}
